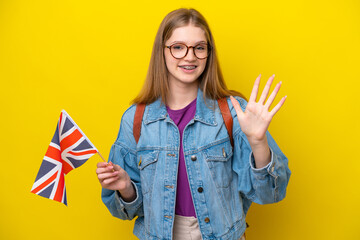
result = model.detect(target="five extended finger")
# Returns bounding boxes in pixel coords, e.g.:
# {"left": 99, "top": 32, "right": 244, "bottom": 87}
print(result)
{"left": 249, "top": 74, "right": 261, "bottom": 103}
{"left": 270, "top": 95, "right": 287, "bottom": 117}
{"left": 230, "top": 96, "right": 245, "bottom": 118}
{"left": 264, "top": 81, "right": 282, "bottom": 110}
{"left": 259, "top": 74, "right": 275, "bottom": 104}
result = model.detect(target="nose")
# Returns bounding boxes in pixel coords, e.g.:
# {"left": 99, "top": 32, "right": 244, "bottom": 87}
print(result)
{"left": 184, "top": 47, "right": 197, "bottom": 61}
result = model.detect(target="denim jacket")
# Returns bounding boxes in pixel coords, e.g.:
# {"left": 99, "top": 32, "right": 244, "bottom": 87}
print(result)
{"left": 102, "top": 88, "right": 291, "bottom": 240}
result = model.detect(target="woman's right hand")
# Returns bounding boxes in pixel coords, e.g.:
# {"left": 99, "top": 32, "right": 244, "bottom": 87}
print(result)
{"left": 96, "top": 162, "right": 136, "bottom": 202}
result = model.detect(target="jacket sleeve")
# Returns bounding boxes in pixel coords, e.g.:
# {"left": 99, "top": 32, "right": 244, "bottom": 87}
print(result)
{"left": 229, "top": 96, "right": 291, "bottom": 204}
{"left": 101, "top": 105, "right": 144, "bottom": 220}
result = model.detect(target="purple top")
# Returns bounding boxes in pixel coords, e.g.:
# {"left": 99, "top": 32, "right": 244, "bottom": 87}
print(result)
{"left": 166, "top": 98, "right": 197, "bottom": 217}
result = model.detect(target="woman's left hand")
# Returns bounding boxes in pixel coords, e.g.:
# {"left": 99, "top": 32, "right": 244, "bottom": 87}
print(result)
{"left": 230, "top": 74, "right": 286, "bottom": 147}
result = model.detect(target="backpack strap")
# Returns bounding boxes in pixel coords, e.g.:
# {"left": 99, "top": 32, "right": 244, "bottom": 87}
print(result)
{"left": 133, "top": 98, "right": 234, "bottom": 147}
{"left": 217, "top": 98, "right": 234, "bottom": 148}
{"left": 133, "top": 103, "right": 146, "bottom": 144}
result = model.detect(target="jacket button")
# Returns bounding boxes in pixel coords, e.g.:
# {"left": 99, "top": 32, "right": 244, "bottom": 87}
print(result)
{"left": 204, "top": 217, "right": 210, "bottom": 223}
{"left": 191, "top": 155, "right": 197, "bottom": 161}
{"left": 198, "top": 187, "right": 203, "bottom": 193}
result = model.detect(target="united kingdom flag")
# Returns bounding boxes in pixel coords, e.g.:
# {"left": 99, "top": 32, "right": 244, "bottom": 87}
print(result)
{"left": 31, "top": 110, "right": 98, "bottom": 205}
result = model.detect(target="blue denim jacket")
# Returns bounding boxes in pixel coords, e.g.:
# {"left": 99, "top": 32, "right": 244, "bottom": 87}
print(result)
{"left": 102, "top": 88, "right": 291, "bottom": 240}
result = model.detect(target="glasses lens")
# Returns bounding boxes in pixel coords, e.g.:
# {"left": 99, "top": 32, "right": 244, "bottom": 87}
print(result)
{"left": 170, "top": 44, "right": 187, "bottom": 59}
{"left": 194, "top": 44, "right": 208, "bottom": 59}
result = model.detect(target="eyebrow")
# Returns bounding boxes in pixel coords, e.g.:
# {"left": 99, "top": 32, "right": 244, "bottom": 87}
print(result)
{"left": 169, "top": 40, "right": 207, "bottom": 45}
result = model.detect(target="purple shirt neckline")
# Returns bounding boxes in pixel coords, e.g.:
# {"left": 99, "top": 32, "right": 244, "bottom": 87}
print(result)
{"left": 166, "top": 98, "right": 197, "bottom": 217}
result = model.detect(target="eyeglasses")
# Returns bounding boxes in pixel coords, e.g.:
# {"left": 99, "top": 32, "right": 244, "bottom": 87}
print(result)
{"left": 165, "top": 43, "right": 210, "bottom": 60}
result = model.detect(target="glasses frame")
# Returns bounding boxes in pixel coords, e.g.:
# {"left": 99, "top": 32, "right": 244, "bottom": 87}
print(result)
{"left": 165, "top": 43, "right": 211, "bottom": 60}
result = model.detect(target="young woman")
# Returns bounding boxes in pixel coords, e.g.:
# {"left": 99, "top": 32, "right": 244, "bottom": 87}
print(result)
{"left": 96, "top": 8, "right": 291, "bottom": 240}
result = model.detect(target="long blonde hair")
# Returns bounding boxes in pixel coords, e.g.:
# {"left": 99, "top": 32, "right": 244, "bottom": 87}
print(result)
{"left": 132, "top": 8, "right": 246, "bottom": 105}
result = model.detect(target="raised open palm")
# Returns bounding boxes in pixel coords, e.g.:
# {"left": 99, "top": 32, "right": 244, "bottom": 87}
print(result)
{"left": 230, "top": 74, "right": 286, "bottom": 145}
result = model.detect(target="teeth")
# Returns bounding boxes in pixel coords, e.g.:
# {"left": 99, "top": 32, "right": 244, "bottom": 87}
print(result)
{"left": 180, "top": 66, "right": 196, "bottom": 70}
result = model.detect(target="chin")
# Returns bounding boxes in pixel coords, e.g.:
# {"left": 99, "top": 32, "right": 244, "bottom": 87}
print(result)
{"left": 179, "top": 73, "right": 202, "bottom": 82}
{"left": 179, "top": 77, "right": 200, "bottom": 84}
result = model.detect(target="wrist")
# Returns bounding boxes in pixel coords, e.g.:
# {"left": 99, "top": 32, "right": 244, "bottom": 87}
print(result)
{"left": 117, "top": 181, "right": 136, "bottom": 202}
{"left": 249, "top": 137, "right": 271, "bottom": 169}
{"left": 248, "top": 136, "right": 268, "bottom": 150}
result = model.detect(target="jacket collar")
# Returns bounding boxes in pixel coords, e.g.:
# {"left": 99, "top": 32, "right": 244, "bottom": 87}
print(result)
{"left": 143, "top": 88, "right": 217, "bottom": 126}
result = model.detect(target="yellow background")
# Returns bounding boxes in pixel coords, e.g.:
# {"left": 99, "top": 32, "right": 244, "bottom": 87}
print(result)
{"left": 1, "top": 0, "right": 359, "bottom": 239}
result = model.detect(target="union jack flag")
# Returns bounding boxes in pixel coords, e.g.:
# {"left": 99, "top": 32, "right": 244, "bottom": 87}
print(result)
{"left": 31, "top": 110, "right": 98, "bottom": 205}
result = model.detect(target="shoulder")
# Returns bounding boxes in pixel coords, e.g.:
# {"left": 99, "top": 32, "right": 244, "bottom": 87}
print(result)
{"left": 114, "top": 104, "right": 138, "bottom": 145}
{"left": 121, "top": 104, "right": 137, "bottom": 123}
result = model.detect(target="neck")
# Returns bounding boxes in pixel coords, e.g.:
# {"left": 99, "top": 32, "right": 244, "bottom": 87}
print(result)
{"left": 166, "top": 80, "right": 199, "bottom": 110}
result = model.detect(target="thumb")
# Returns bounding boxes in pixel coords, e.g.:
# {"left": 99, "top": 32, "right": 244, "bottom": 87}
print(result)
{"left": 112, "top": 163, "right": 124, "bottom": 172}
{"left": 230, "top": 96, "right": 245, "bottom": 119}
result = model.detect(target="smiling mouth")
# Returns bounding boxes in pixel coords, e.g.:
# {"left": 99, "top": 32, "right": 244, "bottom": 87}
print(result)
{"left": 179, "top": 65, "right": 197, "bottom": 70}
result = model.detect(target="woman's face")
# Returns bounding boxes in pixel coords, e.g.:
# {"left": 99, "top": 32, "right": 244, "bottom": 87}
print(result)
{"left": 164, "top": 24, "right": 208, "bottom": 87}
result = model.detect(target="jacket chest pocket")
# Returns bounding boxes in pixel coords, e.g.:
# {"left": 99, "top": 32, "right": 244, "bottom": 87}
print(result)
{"left": 203, "top": 141, "right": 233, "bottom": 188}
{"left": 137, "top": 150, "right": 159, "bottom": 195}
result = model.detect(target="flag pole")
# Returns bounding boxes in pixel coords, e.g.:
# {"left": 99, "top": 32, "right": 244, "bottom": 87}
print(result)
{"left": 98, "top": 152, "right": 113, "bottom": 170}
{"left": 98, "top": 152, "right": 107, "bottom": 162}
